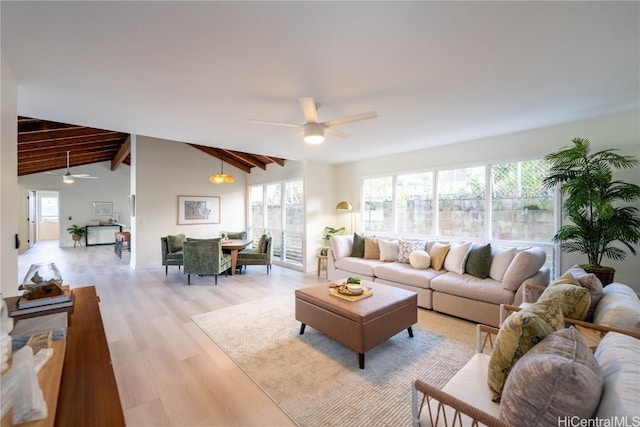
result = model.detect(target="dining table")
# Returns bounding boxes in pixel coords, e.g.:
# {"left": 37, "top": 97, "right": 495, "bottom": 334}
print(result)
{"left": 221, "top": 238, "right": 253, "bottom": 275}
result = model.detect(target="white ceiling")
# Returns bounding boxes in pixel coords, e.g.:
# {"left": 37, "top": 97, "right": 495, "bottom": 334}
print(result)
{"left": 2, "top": 1, "right": 638, "bottom": 164}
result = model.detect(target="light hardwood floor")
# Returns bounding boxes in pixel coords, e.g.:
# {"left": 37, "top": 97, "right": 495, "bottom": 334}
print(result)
{"left": 18, "top": 240, "right": 476, "bottom": 427}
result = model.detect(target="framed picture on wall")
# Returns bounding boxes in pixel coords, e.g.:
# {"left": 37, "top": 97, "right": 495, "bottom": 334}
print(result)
{"left": 177, "top": 195, "right": 220, "bottom": 224}
{"left": 92, "top": 201, "right": 113, "bottom": 216}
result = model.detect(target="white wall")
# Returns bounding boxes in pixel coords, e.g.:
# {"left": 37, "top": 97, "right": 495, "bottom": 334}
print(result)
{"left": 0, "top": 52, "right": 19, "bottom": 297}
{"left": 334, "top": 112, "right": 640, "bottom": 289}
{"left": 18, "top": 161, "right": 131, "bottom": 248}
{"left": 134, "top": 136, "right": 247, "bottom": 268}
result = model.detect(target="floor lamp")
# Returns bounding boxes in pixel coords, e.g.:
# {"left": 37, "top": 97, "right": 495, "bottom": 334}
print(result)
{"left": 336, "top": 201, "right": 354, "bottom": 234}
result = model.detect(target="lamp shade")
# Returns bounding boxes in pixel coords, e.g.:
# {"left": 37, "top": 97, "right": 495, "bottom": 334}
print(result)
{"left": 210, "top": 158, "right": 234, "bottom": 184}
{"left": 336, "top": 201, "right": 352, "bottom": 211}
{"left": 304, "top": 123, "right": 325, "bottom": 144}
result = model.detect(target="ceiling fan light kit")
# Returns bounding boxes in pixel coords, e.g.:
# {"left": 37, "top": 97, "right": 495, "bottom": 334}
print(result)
{"left": 252, "top": 97, "right": 377, "bottom": 144}
{"left": 303, "top": 123, "right": 325, "bottom": 144}
{"left": 45, "top": 151, "right": 98, "bottom": 183}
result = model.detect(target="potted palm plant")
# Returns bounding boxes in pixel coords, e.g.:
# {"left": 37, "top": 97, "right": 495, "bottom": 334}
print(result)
{"left": 543, "top": 137, "right": 640, "bottom": 284}
{"left": 66, "top": 224, "right": 87, "bottom": 247}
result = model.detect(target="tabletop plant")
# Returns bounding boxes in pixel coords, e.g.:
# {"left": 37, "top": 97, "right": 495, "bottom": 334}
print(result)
{"left": 542, "top": 137, "right": 640, "bottom": 284}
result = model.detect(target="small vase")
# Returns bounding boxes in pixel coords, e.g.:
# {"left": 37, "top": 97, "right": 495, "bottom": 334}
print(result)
{"left": 21, "top": 262, "right": 63, "bottom": 287}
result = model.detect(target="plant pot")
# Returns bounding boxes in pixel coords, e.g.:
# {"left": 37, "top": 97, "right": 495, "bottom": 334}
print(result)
{"left": 583, "top": 265, "right": 616, "bottom": 286}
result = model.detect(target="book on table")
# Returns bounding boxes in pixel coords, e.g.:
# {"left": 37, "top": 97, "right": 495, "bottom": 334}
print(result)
{"left": 10, "top": 299, "right": 74, "bottom": 316}
{"left": 16, "top": 286, "right": 72, "bottom": 309}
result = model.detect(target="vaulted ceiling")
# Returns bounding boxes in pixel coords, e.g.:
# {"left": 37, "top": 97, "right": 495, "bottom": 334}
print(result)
{"left": 17, "top": 117, "right": 286, "bottom": 177}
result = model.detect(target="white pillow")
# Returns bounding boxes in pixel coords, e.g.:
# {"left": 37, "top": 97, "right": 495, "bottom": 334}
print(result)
{"left": 329, "top": 234, "right": 353, "bottom": 261}
{"left": 489, "top": 246, "right": 517, "bottom": 281}
{"left": 592, "top": 284, "right": 640, "bottom": 333}
{"left": 409, "top": 250, "right": 431, "bottom": 269}
{"left": 502, "top": 247, "right": 546, "bottom": 291}
{"left": 378, "top": 239, "right": 399, "bottom": 262}
{"left": 443, "top": 242, "right": 472, "bottom": 274}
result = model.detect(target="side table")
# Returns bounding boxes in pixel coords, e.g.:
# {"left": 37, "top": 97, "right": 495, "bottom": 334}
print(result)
{"left": 316, "top": 255, "right": 328, "bottom": 279}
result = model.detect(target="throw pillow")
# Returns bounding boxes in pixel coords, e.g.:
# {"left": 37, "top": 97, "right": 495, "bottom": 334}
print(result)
{"left": 592, "top": 284, "right": 640, "bottom": 334}
{"left": 465, "top": 243, "right": 492, "bottom": 279}
{"left": 378, "top": 239, "right": 399, "bottom": 262}
{"left": 489, "top": 246, "right": 517, "bottom": 281}
{"left": 539, "top": 272, "right": 591, "bottom": 320}
{"left": 566, "top": 264, "right": 604, "bottom": 321}
{"left": 409, "top": 250, "right": 431, "bottom": 269}
{"left": 500, "top": 327, "right": 603, "bottom": 426}
{"left": 363, "top": 237, "right": 380, "bottom": 260}
{"left": 487, "top": 298, "right": 563, "bottom": 401}
{"left": 397, "top": 240, "right": 426, "bottom": 263}
{"left": 329, "top": 235, "right": 353, "bottom": 260}
{"left": 351, "top": 233, "right": 365, "bottom": 258}
{"left": 501, "top": 247, "right": 546, "bottom": 291}
{"left": 429, "top": 242, "right": 451, "bottom": 271}
{"left": 167, "top": 233, "right": 186, "bottom": 253}
{"left": 443, "top": 242, "right": 472, "bottom": 274}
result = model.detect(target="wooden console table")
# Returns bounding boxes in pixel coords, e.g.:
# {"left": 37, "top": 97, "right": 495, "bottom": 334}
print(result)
{"left": 3, "top": 286, "right": 124, "bottom": 427}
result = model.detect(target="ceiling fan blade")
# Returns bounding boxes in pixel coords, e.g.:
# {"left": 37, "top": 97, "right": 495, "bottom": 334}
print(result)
{"left": 74, "top": 176, "right": 98, "bottom": 179}
{"left": 71, "top": 174, "right": 92, "bottom": 178}
{"left": 323, "top": 111, "right": 378, "bottom": 128}
{"left": 250, "top": 119, "right": 301, "bottom": 128}
{"left": 299, "top": 97, "right": 319, "bottom": 123}
{"left": 325, "top": 128, "right": 351, "bottom": 139}
{"left": 45, "top": 171, "right": 63, "bottom": 176}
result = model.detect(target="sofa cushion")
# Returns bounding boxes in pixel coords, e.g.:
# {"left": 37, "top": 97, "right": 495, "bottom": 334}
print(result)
{"left": 465, "top": 243, "right": 492, "bottom": 279}
{"left": 397, "top": 239, "right": 427, "bottom": 263}
{"left": 429, "top": 242, "right": 451, "bottom": 271}
{"left": 378, "top": 239, "right": 399, "bottom": 262}
{"left": 350, "top": 233, "right": 365, "bottom": 258}
{"left": 443, "top": 242, "right": 472, "bottom": 274}
{"left": 592, "top": 283, "right": 640, "bottom": 334}
{"left": 489, "top": 246, "right": 517, "bottom": 281}
{"left": 334, "top": 257, "right": 385, "bottom": 278}
{"left": 594, "top": 332, "right": 640, "bottom": 418}
{"left": 363, "top": 237, "right": 380, "bottom": 260}
{"left": 430, "top": 273, "right": 515, "bottom": 305}
{"left": 501, "top": 247, "right": 546, "bottom": 291}
{"left": 539, "top": 273, "right": 591, "bottom": 320}
{"left": 499, "top": 327, "right": 603, "bottom": 426}
{"left": 374, "top": 262, "right": 443, "bottom": 289}
{"left": 409, "top": 250, "right": 431, "bottom": 269}
{"left": 565, "top": 264, "right": 603, "bottom": 321}
{"left": 487, "top": 298, "right": 563, "bottom": 401}
{"left": 167, "top": 233, "right": 186, "bottom": 253}
{"left": 330, "top": 235, "right": 353, "bottom": 261}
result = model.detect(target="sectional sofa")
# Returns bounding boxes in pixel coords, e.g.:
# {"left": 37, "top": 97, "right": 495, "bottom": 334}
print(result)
{"left": 327, "top": 234, "right": 550, "bottom": 327}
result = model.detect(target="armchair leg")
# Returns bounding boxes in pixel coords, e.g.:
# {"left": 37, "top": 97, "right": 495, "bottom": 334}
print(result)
{"left": 165, "top": 265, "right": 168, "bottom": 275}
{"left": 214, "top": 275, "right": 218, "bottom": 285}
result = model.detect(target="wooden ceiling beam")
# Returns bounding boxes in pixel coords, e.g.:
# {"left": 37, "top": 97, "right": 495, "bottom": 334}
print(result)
{"left": 19, "top": 127, "right": 124, "bottom": 143}
{"left": 111, "top": 135, "right": 131, "bottom": 171}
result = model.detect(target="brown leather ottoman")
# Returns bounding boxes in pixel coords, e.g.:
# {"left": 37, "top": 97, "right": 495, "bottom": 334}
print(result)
{"left": 295, "top": 281, "right": 417, "bottom": 369}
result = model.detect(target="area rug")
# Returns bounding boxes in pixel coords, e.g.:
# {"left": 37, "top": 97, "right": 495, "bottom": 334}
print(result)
{"left": 191, "top": 295, "right": 474, "bottom": 427}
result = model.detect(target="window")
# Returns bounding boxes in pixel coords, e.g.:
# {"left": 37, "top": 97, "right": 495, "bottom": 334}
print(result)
{"left": 438, "top": 166, "right": 485, "bottom": 238}
{"left": 363, "top": 176, "right": 393, "bottom": 232}
{"left": 248, "top": 180, "right": 304, "bottom": 267}
{"left": 396, "top": 172, "right": 433, "bottom": 235}
{"left": 40, "top": 196, "right": 59, "bottom": 223}
{"left": 491, "top": 160, "right": 554, "bottom": 242}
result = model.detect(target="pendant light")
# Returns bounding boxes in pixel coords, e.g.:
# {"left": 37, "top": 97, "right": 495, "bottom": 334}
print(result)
{"left": 209, "top": 157, "right": 234, "bottom": 184}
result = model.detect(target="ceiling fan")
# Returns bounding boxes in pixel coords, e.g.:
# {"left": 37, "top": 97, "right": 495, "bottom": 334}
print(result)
{"left": 251, "top": 97, "right": 378, "bottom": 144}
{"left": 45, "top": 151, "right": 98, "bottom": 184}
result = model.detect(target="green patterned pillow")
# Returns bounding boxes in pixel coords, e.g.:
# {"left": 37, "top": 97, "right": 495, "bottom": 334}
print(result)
{"left": 465, "top": 243, "right": 492, "bottom": 279}
{"left": 167, "top": 233, "right": 186, "bottom": 253}
{"left": 487, "top": 298, "right": 564, "bottom": 401}
{"left": 539, "top": 272, "right": 591, "bottom": 320}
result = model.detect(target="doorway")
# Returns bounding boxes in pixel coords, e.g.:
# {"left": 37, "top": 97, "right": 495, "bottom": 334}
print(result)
{"left": 26, "top": 190, "right": 60, "bottom": 247}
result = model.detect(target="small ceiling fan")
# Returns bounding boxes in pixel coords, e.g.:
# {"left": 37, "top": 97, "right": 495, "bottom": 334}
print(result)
{"left": 45, "top": 151, "right": 98, "bottom": 184}
{"left": 251, "top": 97, "right": 378, "bottom": 144}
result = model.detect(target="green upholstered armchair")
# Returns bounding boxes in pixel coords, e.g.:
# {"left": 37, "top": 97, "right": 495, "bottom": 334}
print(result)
{"left": 182, "top": 238, "right": 232, "bottom": 285}
{"left": 237, "top": 234, "right": 273, "bottom": 274}
{"left": 220, "top": 231, "right": 247, "bottom": 239}
{"left": 161, "top": 234, "right": 185, "bottom": 275}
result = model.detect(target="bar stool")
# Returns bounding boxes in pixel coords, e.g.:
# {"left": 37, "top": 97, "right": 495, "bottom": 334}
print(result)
{"left": 114, "top": 231, "right": 131, "bottom": 258}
